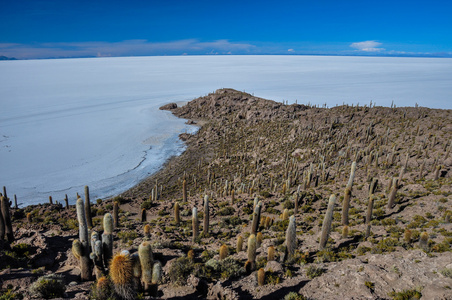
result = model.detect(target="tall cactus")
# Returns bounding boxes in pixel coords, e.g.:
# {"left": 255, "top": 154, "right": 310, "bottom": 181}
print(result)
{"left": 102, "top": 213, "right": 114, "bottom": 268}
{"left": 247, "top": 234, "right": 257, "bottom": 271}
{"left": 251, "top": 201, "right": 262, "bottom": 235}
{"left": 365, "top": 194, "right": 375, "bottom": 238}
{"left": 286, "top": 215, "right": 297, "bottom": 259}
{"left": 203, "top": 195, "right": 209, "bottom": 236}
{"left": 192, "top": 207, "right": 199, "bottom": 243}
{"left": 319, "top": 194, "right": 336, "bottom": 250}
{"left": 183, "top": 179, "right": 187, "bottom": 203}
{"left": 90, "top": 231, "right": 104, "bottom": 279}
{"left": 138, "top": 242, "right": 154, "bottom": 293}
{"left": 237, "top": 235, "right": 243, "bottom": 252}
{"left": 174, "top": 202, "right": 180, "bottom": 225}
{"left": 387, "top": 177, "right": 398, "bottom": 209}
{"left": 73, "top": 198, "right": 92, "bottom": 281}
{"left": 1, "top": 196, "right": 14, "bottom": 242}
{"left": 0, "top": 199, "right": 5, "bottom": 241}
{"left": 346, "top": 161, "right": 357, "bottom": 190}
{"left": 85, "top": 185, "right": 93, "bottom": 228}
{"left": 341, "top": 187, "right": 352, "bottom": 225}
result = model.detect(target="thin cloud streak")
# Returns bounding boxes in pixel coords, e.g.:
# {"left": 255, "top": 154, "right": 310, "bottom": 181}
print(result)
{"left": 350, "top": 40, "right": 385, "bottom": 52}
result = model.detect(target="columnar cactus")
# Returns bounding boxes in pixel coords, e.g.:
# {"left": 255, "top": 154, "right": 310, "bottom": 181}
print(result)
{"left": 144, "top": 224, "right": 151, "bottom": 240}
{"left": 237, "top": 235, "right": 243, "bottom": 252}
{"left": 346, "top": 161, "right": 357, "bottom": 190}
{"left": 231, "top": 189, "right": 235, "bottom": 205}
{"left": 113, "top": 201, "right": 119, "bottom": 228}
{"left": 203, "top": 195, "right": 209, "bottom": 236}
{"left": 85, "top": 186, "right": 93, "bottom": 228}
{"left": 73, "top": 198, "right": 92, "bottom": 281}
{"left": 387, "top": 178, "right": 398, "bottom": 209}
{"left": 110, "top": 250, "right": 134, "bottom": 300}
{"left": 131, "top": 253, "right": 142, "bottom": 290}
{"left": 247, "top": 234, "right": 257, "bottom": 271}
{"left": 286, "top": 215, "right": 297, "bottom": 259}
{"left": 282, "top": 209, "right": 290, "bottom": 221}
{"left": 404, "top": 229, "right": 412, "bottom": 244}
{"left": 192, "top": 207, "right": 199, "bottom": 243}
{"left": 174, "top": 202, "right": 180, "bottom": 225}
{"left": 319, "top": 194, "right": 336, "bottom": 250}
{"left": 49, "top": 196, "right": 53, "bottom": 204}
{"left": 102, "top": 213, "right": 114, "bottom": 268}
{"left": 90, "top": 231, "right": 104, "bottom": 279}
{"left": 341, "top": 187, "right": 352, "bottom": 225}
{"left": 138, "top": 242, "right": 154, "bottom": 292}
{"left": 365, "top": 195, "right": 375, "bottom": 238}
{"left": 251, "top": 201, "right": 262, "bottom": 235}
{"left": 64, "top": 194, "right": 69, "bottom": 209}
{"left": 256, "top": 232, "right": 263, "bottom": 248}
{"left": 183, "top": 179, "right": 187, "bottom": 203}
{"left": 0, "top": 198, "right": 5, "bottom": 241}
{"left": 342, "top": 225, "right": 349, "bottom": 239}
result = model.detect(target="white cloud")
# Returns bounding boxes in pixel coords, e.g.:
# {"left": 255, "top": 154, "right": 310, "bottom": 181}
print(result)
{"left": 288, "top": 49, "right": 294, "bottom": 52}
{"left": 350, "top": 40, "right": 385, "bottom": 52}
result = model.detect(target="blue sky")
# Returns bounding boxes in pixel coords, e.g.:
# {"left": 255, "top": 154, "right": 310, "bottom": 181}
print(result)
{"left": 1, "top": 0, "right": 451, "bottom": 59}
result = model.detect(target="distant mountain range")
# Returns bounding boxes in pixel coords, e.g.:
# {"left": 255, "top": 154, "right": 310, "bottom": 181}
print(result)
{"left": 0, "top": 56, "right": 17, "bottom": 60}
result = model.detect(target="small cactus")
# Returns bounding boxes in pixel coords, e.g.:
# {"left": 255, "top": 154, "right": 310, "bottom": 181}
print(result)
{"left": 26, "top": 212, "right": 32, "bottom": 224}
{"left": 387, "top": 178, "right": 398, "bottom": 209}
{"left": 141, "top": 208, "right": 147, "bottom": 222}
{"left": 342, "top": 225, "right": 349, "bottom": 239}
{"left": 257, "top": 268, "right": 265, "bottom": 286}
{"left": 256, "top": 232, "right": 263, "bottom": 248}
{"left": 267, "top": 246, "right": 275, "bottom": 261}
{"left": 319, "top": 194, "right": 336, "bottom": 250}
{"left": 219, "top": 244, "right": 228, "bottom": 260}
{"left": 286, "top": 215, "right": 297, "bottom": 259}
{"left": 187, "top": 249, "right": 195, "bottom": 261}
{"left": 419, "top": 232, "right": 429, "bottom": 251}
{"left": 282, "top": 209, "right": 290, "bottom": 221}
{"left": 237, "top": 235, "right": 243, "bottom": 252}
{"left": 404, "top": 229, "right": 412, "bottom": 244}
{"left": 144, "top": 224, "right": 151, "bottom": 240}
{"left": 110, "top": 250, "right": 134, "bottom": 300}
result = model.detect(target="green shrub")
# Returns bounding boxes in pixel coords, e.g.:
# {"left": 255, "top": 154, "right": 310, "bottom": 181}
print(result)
{"left": 217, "top": 207, "right": 234, "bottom": 216}
{"left": 440, "top": 268, "right": 452, "bottom": 278}
{"left": 284, "top": 292, "right": 307, "bottom": 300}
{"left": 388, "top": 289, "right": 421, "bottom": 300}
{"left": 306, "top": 265, "right": 325, "bottom": 279}
{"left": 29, "top": 274, "right": 65, "bottom": 299}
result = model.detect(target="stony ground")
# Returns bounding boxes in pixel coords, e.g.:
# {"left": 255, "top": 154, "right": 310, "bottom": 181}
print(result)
{"left": 1, "top": 88, "right": 451, "bottom": 299}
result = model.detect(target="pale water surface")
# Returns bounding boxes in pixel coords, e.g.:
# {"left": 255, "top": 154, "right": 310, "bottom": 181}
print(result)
{"left": 1, "top": 55, "right": 451, "bottom": 206}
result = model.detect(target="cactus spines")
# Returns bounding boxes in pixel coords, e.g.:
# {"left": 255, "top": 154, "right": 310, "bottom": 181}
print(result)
{"left": 203, "top": 195, "right": 209, "bottom": 236}
{"left": 341, "top": 188, "right": 352, "bottom": 225}
{"left": 268, "top": 246, "right": 275, "bottom": 261}
{"left": 387, "top": 177, "right": 398, "bottom": 209}
{"left": 102, "top": 213, "right": 114, "bottom": 268}
{"left": 257, "top": 268, "right": 265, "bottom": 286}
{"left": 72, "top": 239, "right": 83, "bottom": 260}
{"left": 110, "top": 251, "right": 134, "bottom": 300}
{"left": 76, "top": 197, "right": 92, "bottom": 281}
{"left": 251, "top": 201, "right": 262, "bottom": 234}
{"left": 286, "top": 215, "right": 297, "bottom": 258}
{"left": 91, "top": 238, "right": 104, "bottom": 280}
{"left": 247, "top": 234, "right": 257, "bottom": 271}
{"left": 85, "top": 185, "right": 93, "bottom": 228}
{"left": 192, "top": 207, "right": 199, "bottom": 243}
{"left": 174, "top": 202, "right": 180, "bottom": 225}
{"left": 113, "top": 201, "right": 119, "bottom": 228}
{"left": 319, "top": 194, "right": 336, "bottom": 250}
{"left": 183, "top": 179, "right": 187, "bottom": 203}
{"left": 1, "top": 196, "right": 13, "bottom": 242}
{"left": 138, "top": 241, "right": 154, "bottom": 292}
{"left": 219, "top": 244, "right": 228, "bottom": 260}
{"left": 419, "top": 232, "right": 429, "bottom": 251}
{"left": 152, "top": 260, "right": 162, "bottom": 284}
{"left": 237, "top": 235, "right": 243, "bottom": 252}
{"left": 141, "top": 208, "right": 147, "bottom": 223}
{"left": 342, "top": 225, "right": 349, "bottom": 239}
